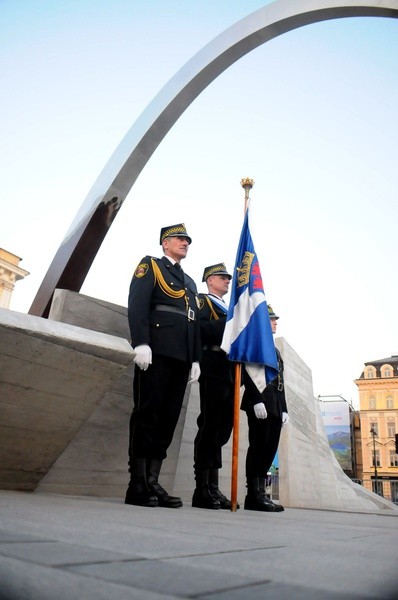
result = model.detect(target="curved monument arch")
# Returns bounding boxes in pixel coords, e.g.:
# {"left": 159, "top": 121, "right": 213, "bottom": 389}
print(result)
{"left": 30, "top": 0, "right": 398, "bottom": 317}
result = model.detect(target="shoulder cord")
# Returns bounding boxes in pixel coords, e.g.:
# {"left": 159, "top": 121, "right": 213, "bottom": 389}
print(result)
{"left": 205, "top": 295, "right": 219, "bottom": 320}
{"left": 151, "top": 258, "right": 188, "bottom": 308}
{"left": 277, "top": 354, "right": 284, "bottom": 391}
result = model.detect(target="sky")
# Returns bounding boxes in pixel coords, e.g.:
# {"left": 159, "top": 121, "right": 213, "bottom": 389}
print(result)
{"left": 2, "top": 0, "right": 398, "bottom": 408}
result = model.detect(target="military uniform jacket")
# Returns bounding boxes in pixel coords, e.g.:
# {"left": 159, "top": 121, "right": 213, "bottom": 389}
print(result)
{"left": 198, "top": 293, "right": 234, "bottom": 384}
{"left": 241, "top": 348, "right": 288, "bottom": 418}
{"left": 128, "top": 255, "right": 201, "bottom": 364}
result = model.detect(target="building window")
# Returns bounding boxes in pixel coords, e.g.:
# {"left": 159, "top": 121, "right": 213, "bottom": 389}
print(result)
{"left": 387, "top": 396, "right": 394, "bottom": 409}
{"left": 366, "top": 368, "right": 375, "bottom": 379}
{"left": 372, "top": 480, "right": 383, "bottom": 496}
{"left": 381, "top": 364, "right": 393, "bottom": 378}
{"left": 387, "top": 421, "right": 396, "bottom": 437}
{"left": 370, "top": 421, "right": 378, "bottom": 435}
{"left": 389, "top": 450, "right": 398, "bottom": 467}
{"left": 369, "top": 397, "right": 376, "bottom": 409}
{"left": 371, "top": 450, "right": 381, "bottom": 467}
{"left": 391, "top": 481, "right": 398, "bottom": 504}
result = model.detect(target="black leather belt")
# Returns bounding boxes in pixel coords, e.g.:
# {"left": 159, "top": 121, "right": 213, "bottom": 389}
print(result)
{"left": 153, "top": 304, "right": 196, "bottom": 321}
{"left": 202, "top": 345, "right": 223, "bottom": 352}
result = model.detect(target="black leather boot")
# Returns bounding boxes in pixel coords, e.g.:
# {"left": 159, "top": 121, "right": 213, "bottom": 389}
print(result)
{"left": 192, "top": 469, "right": 220, "bottom": 509}
{"left": 244, "top": 477, "right": 276, "bottom": 512}
{"left": 125, "top": 458, "right": 158, "bottom": 507}
{"left": 258, "top": 477, "right": 284, "bottom": 512}
{"left": 208, "top": 468, "right": 234, "bottom": 509}
{"left": 147, "top": 459, "right": 183, "bottom": 508}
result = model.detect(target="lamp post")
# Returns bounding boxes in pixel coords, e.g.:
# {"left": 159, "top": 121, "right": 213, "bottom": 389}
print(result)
{"left": 370, "top": 426, "right": 378, "bottom": 481}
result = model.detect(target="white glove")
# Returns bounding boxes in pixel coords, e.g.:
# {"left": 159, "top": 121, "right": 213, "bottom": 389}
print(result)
{"left": 133, "top": 344, "right": 152, "bottom": 371}
{"left": 188, "top": 361, "right": 201, "bottom": 383}
{"left": 282, "top": 412, "right": 289, "bottom": 427}
{"left": 254, "top": 403, "right": 267, "bottom": 419}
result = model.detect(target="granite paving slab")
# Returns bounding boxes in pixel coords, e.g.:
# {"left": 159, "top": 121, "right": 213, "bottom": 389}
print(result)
{"left": 0, "top": 491, "right": 397, "bottom": 600}
{"left": 0, "top": 540, "right": 140, "bottom": 566}
{"left": 63, "top": 558, "right": 270, "bottom": 597}
{"left": 0, "top": 556, "right": 180, "bottom": 600}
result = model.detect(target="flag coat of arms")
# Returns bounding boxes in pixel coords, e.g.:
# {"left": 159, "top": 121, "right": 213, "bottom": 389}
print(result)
{"left": 221, "top": 207, "right": 278, "bottom": 392}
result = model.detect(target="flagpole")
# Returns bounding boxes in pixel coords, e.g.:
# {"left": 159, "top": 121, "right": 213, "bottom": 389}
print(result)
{"left": 230, "top": 177, "right": 254, "bottom": 512}
{"left": 241, "top": 177, "right": 254, "bottom": 213}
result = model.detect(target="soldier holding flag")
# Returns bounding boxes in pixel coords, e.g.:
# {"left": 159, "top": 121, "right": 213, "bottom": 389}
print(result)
{"left": 221, "top": 192, "right": 288, "bottom": 511}
{"left": 192, "top": 263, "right": 235, "bottom": 510}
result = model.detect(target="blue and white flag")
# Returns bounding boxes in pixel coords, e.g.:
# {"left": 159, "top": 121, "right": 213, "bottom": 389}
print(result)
{"left": 221, "top": 206, "right": 278, "bottom": 392}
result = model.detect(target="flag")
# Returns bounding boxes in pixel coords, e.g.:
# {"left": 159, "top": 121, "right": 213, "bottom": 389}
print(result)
{"left": 221, "top": 206, "right": 278, "bottom": 392}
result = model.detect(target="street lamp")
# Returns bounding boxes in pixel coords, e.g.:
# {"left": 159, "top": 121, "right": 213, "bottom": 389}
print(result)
{"left": 370, "top": 426, "right": 378, "bottom": 481}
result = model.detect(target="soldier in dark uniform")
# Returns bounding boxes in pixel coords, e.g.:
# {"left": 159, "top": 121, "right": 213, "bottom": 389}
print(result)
{"left": 192, "top": 263, "right": 235, "bottom": 510}
{"left": 125, "top": 223, "right": 201, "bottom": 509}
{"left": 241, "top": 304, "right": 289, "bottom": 512}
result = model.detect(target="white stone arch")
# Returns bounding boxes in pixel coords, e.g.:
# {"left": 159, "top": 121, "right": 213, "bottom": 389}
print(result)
{"left": 30, "top": 0, "right": 398, "bottom": 316}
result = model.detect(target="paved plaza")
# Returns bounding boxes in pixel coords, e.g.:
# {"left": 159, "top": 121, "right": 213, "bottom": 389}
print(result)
{"left": 0, "top": 490, "right": 397, "bottom": 599}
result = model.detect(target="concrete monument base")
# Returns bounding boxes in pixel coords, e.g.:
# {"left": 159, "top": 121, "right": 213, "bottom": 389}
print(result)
{"left": 1, "top": 291, "right": 397, "bottom": 513}
{"left": 0, "top": 306, "right": 135, "bottom": 491}
{"left": 277, "top": 337, "right": 397, "bottom": 512}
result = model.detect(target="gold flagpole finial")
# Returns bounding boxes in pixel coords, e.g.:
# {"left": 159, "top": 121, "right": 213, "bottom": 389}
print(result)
{"left": 240, "top": 177, "right": 254, "bottom": 212}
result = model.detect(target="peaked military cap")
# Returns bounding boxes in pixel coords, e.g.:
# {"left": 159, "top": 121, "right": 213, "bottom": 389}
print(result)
{"left": 268, "top": 304, "right": 279, "bottom": 320}
{"left": 202, "top": 262, "right": 232, "bottom": 282}
{"left": 159, "top": 223, "right": 192, "bottom": 245}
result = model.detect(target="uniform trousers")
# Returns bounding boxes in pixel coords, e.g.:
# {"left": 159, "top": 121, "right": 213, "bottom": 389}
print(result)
{"left": 194, "top": 376, "right": 234, "bottom": 470}
{"left": 245, "top": 411, "right": 282, "bottom": 477}
{"left": 128, "top": 354, "right": 190, "bottom": 464}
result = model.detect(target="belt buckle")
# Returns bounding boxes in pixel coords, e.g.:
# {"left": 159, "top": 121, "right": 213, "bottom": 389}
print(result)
{"left": 187, "top": 308, "right": 195, "bottom": 321}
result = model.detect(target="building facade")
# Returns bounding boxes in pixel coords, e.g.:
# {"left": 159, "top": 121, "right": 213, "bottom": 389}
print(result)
{"left": 355, "top": 355, "right": 398, "bottom": 503}
{"left": 0, "top": 248, "right": 29, "bottom": 309}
